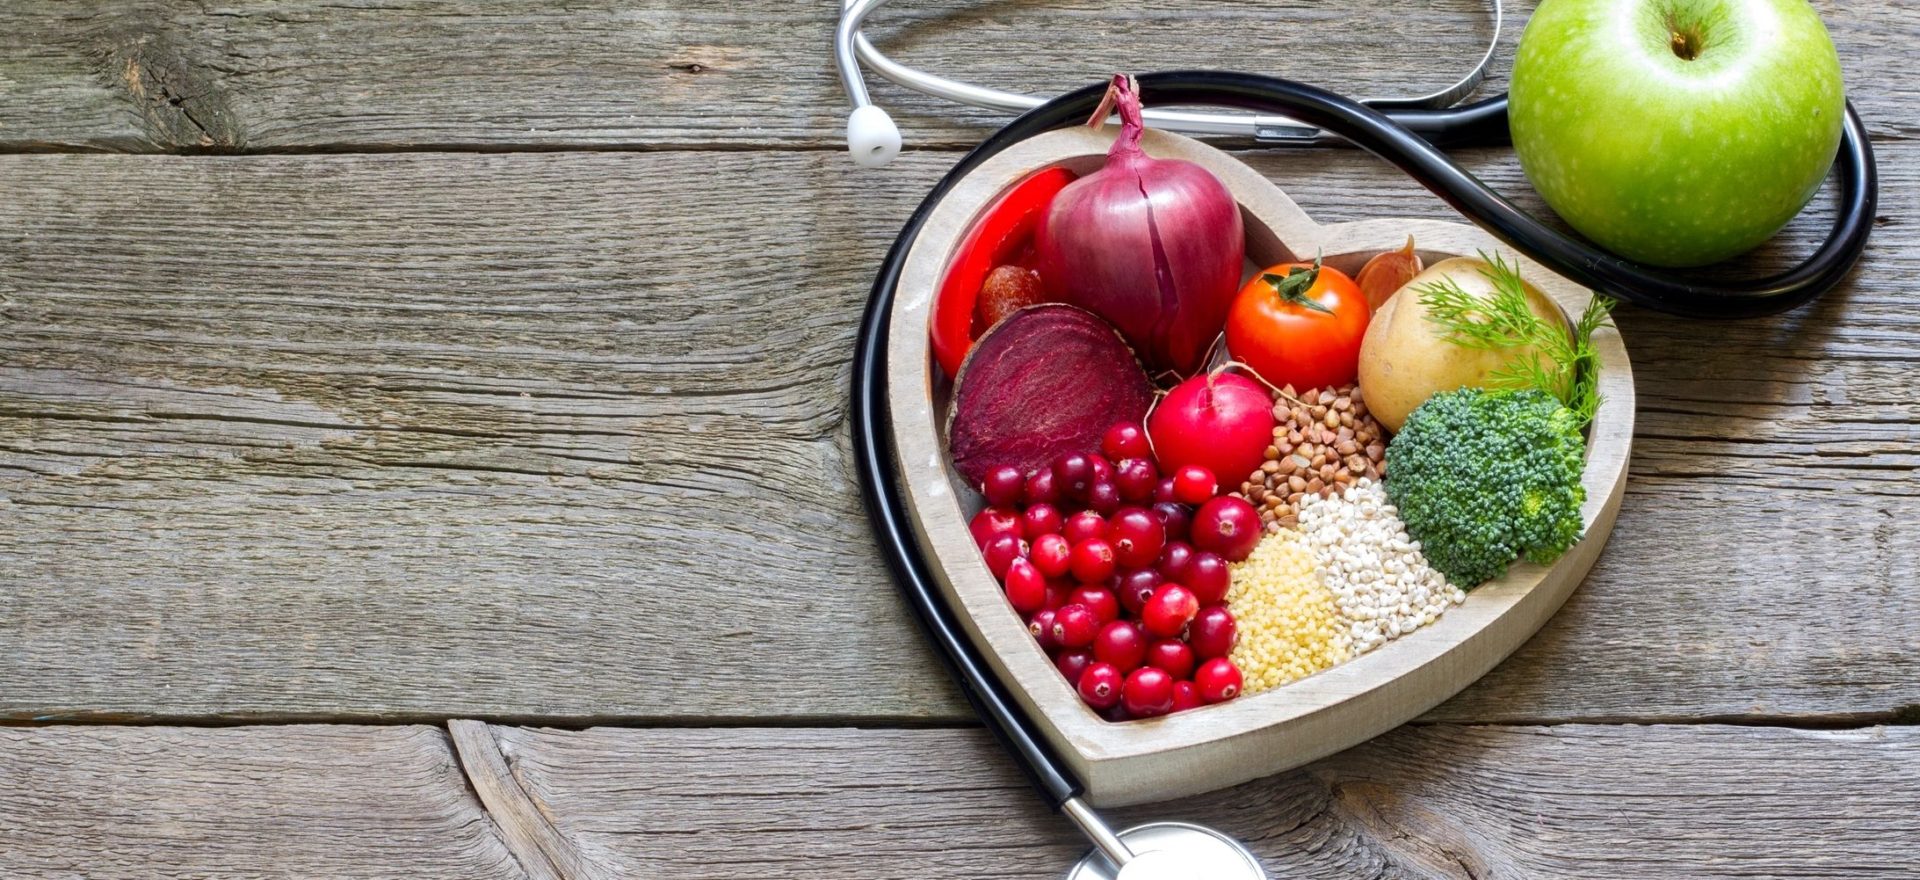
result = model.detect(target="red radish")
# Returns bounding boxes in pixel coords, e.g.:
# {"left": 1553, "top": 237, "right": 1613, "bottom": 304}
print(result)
{"left": 1034, "top": 75, "right": 1245, "bottom": 376}
{"left": 948, "top": 305, "right": 1154, "bottom": 486}
{"left": 1148, "top": 371, "right": 1278, "bottom": 490}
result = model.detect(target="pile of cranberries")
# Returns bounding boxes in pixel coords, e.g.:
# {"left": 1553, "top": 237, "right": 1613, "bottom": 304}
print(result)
{"left": 969, "top": 421, "right": 1264, "bottom": 721}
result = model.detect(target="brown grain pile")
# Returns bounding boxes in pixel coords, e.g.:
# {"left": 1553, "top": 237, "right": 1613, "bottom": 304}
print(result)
{"left": 1235, "top": 383, "right": 1387, "bottom": 531}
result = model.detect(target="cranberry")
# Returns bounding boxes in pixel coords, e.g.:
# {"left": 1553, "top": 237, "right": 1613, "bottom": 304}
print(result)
{"left": 1113, "top": 457, "right": 1159, "bottom": 503}
{"left": 1079, "top": 662, "right": 1124, "bottom": 709}
{"left": 1067, "top": 538, "right": 1116, "bottom": 584}
{"left": 1055, "top": 648, "right": 1093, "bottom": 684}
{"left": 1029, "top": 533, "right": 1072, "bottom": 579}
{"left": 1141, "top": 584, "right": 1199, "bottom": 638}
{"left": 1188, "top": 606, "right": 1237, "bottom": 658}
{"left": 1021, "top": 503, "right": 1064, "bottom": 539}
{"left": 1171, "top": 680, "right": 1203, "bottom": 713}
{"left": 1068, "top": 585, "right": 1120, "bottom": 625}
{"left": 1088, "top": 454, "right": 1114, "bottom": 484}
{"left": 1145, "top": 638, "right": 1196, "bottom": 679}
{"left": 1052, "top": 603, "right": 1099, "bottom": 648}
{"left": 1122, "top": 667, "right": 1176, "bottom": 718}
{"left": 981, "top": 465, "right": 1025, "bottom": 507}
{"left": 1186, "top": 552, "right": 1232, "bottom": 606}
{"left": 1192, "top": 496, "right": 1262, "bottom": 562}
{"left": 1003, "top": 558, "right": 1048, "bottom": 614}
{"left": 1092, "top": 620, "right": 1148, "bottom": 671}
{"left": 1101, "top": 702, "right": 1132, "bottom": 723}
{"left": 1102, "top": 422, "right": 1152, "bottom": 461}
{"left": 1153, "top": 477, "right": 1179, "bottom": 504}
{"left": 1028, "top": 609, "right": 1060, "bottom": 653}
{"left": 1107, "top": 507, "right": 1166, "bottom": 569}
{"left": 1172, "top": 465, "right": 1218, "bottom": 505}
{"left": 1194, "top": 657, "right": 1244, "bottom": 703}
{"left": 969, "top": 507, "right": 1022, "bottom": 549}
{"left": 1083, "top": 480, "right": 1121, "bottom": 515}
{"left": 981, "top": 533, "right": 1027, "bottom": 580}
{"left": 1051, "top": 453, "right": 1095, "bottom": 501}
{"left": 1025, "top": 468, "right": 1059, "bottom": 505}
{"left": 1062, "top": 510, "right": 1108, "bottom": 544}
{"left": 1116, "top": 568, "right": 1163, "bottom": 616}
{"left": 1044, "top": 580, "right": 1075, "bottom": 611}
{"left": 1157, "top": 541, "right": 1196, "bottom": 584}
{"left": 1150, "top": 501, "right": 1192, "bottom": 543}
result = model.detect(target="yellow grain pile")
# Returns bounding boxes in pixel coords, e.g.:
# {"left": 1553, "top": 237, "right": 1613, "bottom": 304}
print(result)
{"left": 1226, "top": 530, "right": 1352, "bottom": 694}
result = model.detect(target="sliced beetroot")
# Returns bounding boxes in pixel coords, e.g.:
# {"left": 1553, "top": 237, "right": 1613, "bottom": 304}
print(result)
{"left": 948, "top": 304, "right": 1155, "bottom": 487}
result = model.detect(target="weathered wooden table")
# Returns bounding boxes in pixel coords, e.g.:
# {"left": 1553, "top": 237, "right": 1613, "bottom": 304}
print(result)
{"left": 0, "top": 2, "right": 1913, "bottom": 877}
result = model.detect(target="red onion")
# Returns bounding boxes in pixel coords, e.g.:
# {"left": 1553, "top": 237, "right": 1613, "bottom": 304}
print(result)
{"left": 1035, "top": 75, "right": 1245, "bottom": 376}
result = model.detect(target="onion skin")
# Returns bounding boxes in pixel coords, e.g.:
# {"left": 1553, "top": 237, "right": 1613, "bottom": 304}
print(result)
{"left": 1035, "top": 75, "right": 1244, "bottom": 377}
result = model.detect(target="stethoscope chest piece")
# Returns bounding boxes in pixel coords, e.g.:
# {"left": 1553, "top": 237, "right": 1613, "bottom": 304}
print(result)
{"left": 1067, "top": 822, "right": 1266, "bottom": 880}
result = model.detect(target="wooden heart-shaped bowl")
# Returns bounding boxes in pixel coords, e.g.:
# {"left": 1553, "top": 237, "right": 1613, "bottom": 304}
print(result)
{"left": 885, "top": 126, "right": 1633, "bottom": 807}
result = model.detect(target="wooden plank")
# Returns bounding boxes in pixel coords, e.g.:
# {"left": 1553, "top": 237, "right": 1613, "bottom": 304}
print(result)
{"left": 488, "top": 723, "right": 1920, "bottom": 879}
{"left": 0, "top": 724, "right": 530, "bottom": 879}
{"left": 0, "top": 145, "right": 1913, "bottom": 724}
{"left": 0, "top": 1, "right": 1909, "bottom": 152}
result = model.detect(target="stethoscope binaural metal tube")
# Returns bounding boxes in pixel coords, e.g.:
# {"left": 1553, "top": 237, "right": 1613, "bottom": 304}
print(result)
{"left": 837, "top": 0, "right": 1504, "bottom": 160}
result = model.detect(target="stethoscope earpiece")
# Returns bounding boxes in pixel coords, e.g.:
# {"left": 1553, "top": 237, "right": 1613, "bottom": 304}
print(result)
{"left": 847, "top": 104, "right": 902, "bottom": 167}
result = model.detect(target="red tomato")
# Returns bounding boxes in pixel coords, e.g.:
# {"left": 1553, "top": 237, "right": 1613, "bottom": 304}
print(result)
{"left": 1225, "top": 259, "right": 1370, "bottom": 390}
{"left": 930, "top": 167, "right": 1076, "bottom": 378}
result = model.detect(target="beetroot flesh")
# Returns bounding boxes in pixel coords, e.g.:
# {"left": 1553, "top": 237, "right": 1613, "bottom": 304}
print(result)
{"left": 948, "top": 304, "right": 1155, "bottom": 487}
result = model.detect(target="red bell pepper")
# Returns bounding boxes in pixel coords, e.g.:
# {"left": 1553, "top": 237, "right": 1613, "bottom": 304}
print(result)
{"left": 930, "top": 167, "right": 1076, "bottom": 378}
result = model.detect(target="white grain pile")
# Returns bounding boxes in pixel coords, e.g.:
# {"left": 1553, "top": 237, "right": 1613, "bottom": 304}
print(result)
{"left": 1297, "top": 479, "right": 1464, "bottom": 655}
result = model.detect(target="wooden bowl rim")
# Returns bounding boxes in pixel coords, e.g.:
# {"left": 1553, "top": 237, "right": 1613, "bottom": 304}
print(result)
{"left": 884, "top": 126, "right": 1634, "bottom": 806}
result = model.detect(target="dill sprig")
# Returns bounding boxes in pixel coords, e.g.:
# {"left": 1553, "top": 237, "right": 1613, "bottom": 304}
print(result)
{"left": 1414, "top": 251, "right": 1615, "bottom": 426}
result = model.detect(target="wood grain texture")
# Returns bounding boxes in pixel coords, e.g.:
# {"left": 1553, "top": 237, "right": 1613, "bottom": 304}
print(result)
{"left": 0, "top": 724, "right": 530, "bottom": 879}
{"left": 0, "top": 141, "right": 1914, "bottom": 724}
{"left": 0, "top": 1, "right": 1908, "bottom": 152}
{"left": 491, "top": 723, "right": 1920, "bottom": 879}
{"left": 448, "top": 719, "right": 590, "bottom": 880}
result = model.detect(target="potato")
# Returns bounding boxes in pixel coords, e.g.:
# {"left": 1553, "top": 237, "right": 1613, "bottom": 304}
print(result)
{"left": 1357, "top": 256, "right": 1568, "bottom": 433}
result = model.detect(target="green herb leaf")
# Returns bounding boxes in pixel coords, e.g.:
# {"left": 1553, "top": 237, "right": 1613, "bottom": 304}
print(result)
{"left": 1414, "top": 251, "right": 1614, "bottom": 426}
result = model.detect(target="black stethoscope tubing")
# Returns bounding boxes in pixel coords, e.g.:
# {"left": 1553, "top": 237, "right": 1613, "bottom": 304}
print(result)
{"left": 853, "top": 71, "right": 1879, "bottom": 814}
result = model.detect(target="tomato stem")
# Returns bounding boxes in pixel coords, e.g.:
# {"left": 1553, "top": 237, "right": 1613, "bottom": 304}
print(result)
{"left": 1260, "top": 253, "right": 1334, "bottom": 315}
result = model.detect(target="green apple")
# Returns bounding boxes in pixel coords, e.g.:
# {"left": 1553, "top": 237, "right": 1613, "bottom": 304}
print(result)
{"left": 1509, "top": 0, "right": 1845, "bottom": 267}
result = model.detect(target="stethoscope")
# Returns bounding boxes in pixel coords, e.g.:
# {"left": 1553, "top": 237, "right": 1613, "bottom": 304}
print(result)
{"left": 840, "top": 4, "right": 1879, "bottom": 878}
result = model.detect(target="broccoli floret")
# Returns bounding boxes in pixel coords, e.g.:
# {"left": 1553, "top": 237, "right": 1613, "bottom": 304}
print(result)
{"left": 1384, "top": 388, "right": 1587, "bottom": 586}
